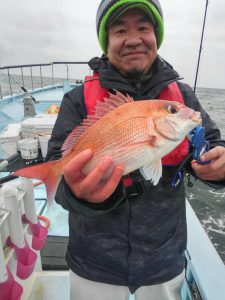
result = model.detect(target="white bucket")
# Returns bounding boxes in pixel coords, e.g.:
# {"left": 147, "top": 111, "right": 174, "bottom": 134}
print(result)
{"left": 18, "top": 138, "right": 39, "bottom": 160}
{"left": 38, "top": 135, "right": 51, "bottom": 158}
{"left": 1, "top": 142, "right": 17, "bottom": 159}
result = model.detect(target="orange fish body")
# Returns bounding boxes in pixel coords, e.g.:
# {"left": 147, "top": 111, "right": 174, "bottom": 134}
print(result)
{"left": 13, "top": 92, "right": 201, "bottom": 204}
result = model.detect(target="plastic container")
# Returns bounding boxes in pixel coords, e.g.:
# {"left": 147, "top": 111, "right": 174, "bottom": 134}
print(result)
{"left": 21, "top": 114, "right": 57, "bottom": 138}
{"left": 18, "top": 138, "right": 38, "bottom": 160}
{"left": 6, "top": 238, "right": 37, "bottom": 280}
{"left": 1, "top": 142, "right": 17, "bottom": 159}
{"left": 0, "top": 123, "right": 21, "bottom": 149}
{"left": 0, "top": 267, "right": 23, "bottom": 300}
{"left": 38, "top": 135, "right": 51, "bottom": 158}
{"left": 22, "top": 215, "right": 48, "bottom": 250}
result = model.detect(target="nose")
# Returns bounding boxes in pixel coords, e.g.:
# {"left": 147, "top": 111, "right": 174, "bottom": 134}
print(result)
{"left": 124, "top": 36, "right": 142, "bottom": 48}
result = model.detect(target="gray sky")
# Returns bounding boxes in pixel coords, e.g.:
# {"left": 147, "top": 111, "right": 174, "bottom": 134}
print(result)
{"left": 0, "top": 0, "right": 225, "bottom": 89}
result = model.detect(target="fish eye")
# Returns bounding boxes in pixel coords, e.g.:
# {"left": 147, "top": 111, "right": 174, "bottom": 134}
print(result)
{"left": 167, "top": 105, "right": 177, "bottom": 114}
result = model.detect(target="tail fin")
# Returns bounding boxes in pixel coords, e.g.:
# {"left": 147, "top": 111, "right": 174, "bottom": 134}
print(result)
{"left": 13, "top": 161, "right": 61, "bottom": 206}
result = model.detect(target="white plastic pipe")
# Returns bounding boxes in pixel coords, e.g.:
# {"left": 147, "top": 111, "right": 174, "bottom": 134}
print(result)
{"left": 0, "top": 232, "right": 8, "bottom": 283}
{"left": 3, "top": 186, "right": 25, "bottom": 248}
{"left": 20, "top": 178, "right": 38, "bottom": 225}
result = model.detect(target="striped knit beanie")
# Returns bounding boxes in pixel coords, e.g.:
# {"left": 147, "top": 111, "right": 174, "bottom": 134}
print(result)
{"left": 96, "top": 0, "right": 164, "bottom": 54}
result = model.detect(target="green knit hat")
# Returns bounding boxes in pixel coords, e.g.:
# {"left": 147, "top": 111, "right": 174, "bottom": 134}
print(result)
{"left": 96, "top": 0, "right": 164, "bottom": 54}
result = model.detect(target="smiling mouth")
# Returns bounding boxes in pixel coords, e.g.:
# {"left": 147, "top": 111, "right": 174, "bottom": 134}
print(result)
{"left": 122, "top": 51, "right": 145, "bottom": 57}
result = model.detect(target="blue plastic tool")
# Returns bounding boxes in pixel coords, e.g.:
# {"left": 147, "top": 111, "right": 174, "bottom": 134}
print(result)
{"left": 172, "top": 126, "right": 210, "bottom": 187}
{"left": 188, "top": 126, "right": 210, "bottom": 164}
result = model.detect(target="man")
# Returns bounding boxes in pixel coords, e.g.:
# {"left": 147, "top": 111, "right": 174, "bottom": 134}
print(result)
{"left": 46, "top": 0, "right": 225, "bottom": 299}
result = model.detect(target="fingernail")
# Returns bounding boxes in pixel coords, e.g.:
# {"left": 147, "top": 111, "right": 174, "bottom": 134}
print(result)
{"left": 200, "top": 154, "right": 206, "bottom": 161}
{"left": 84, "top": 149, "right": 92, "bottom": 156}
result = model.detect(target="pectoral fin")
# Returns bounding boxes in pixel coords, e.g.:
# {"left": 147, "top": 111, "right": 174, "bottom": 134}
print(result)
{"left": 139, "top": 159, "right": 162, "bottom": 185}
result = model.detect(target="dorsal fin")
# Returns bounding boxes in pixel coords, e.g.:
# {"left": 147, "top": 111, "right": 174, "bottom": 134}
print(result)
{"left": 61, "top": 91, "right": 134, "bottom": 156}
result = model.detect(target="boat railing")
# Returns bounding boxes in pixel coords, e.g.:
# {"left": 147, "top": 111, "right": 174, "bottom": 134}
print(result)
{"left": 0, "top": 61, "right": 89, "bottom": 99}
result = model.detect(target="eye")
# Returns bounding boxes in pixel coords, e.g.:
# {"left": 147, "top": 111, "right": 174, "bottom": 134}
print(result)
{"left": 117, "top": 29, "right": 124, "bottom": 34}
{"left": 167, "top": 105, "right": 178, "bottom": 114}
{"left": 139, "top": 26, "right": 149, "bottom": 32}
{"left": 115, "top": 28, "right": 127, "bottom": 35}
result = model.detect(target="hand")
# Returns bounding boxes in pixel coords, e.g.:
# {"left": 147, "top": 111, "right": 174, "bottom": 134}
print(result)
{"left": 191, "top": 146, "right": 225, "bottom": 181}
{"left": 63, "top": 149, "right": 124, "bottom": 203}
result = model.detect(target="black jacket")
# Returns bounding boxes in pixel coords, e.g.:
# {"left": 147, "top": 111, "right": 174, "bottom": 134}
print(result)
{"left": 46, "top": 56, "right": 225, "bottom": 293}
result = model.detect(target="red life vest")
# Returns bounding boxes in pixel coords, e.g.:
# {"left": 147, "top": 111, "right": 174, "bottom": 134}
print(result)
{"left": 84, "top": 73, "right": 189, "bottom": 166}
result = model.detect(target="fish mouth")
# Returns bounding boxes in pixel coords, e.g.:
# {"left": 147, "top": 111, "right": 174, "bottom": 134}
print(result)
{"left": 191, "top": 111, "right": 202, "bottom": 125}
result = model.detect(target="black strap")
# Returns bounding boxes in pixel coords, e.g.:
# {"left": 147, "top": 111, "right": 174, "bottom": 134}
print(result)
{"left": 125, "top": 178, "right": 150, "bottom": 197}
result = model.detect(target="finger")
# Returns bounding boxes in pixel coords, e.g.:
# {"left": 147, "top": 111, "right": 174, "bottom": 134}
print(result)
{"left": 191, "top": 159, "right": 225, "bottom": 181}
{"left": 200, "top": 146, "right": 225, "bottom": 163}
{"left": 191, "top": 159, "right": 211, "bottom": 177}
{"left": 80, "top": 156, "right": 114, "bottom": 192}
{"left": 85, "top": 165, "right": 124, "bottom": 203}
{"left": 64, "top": 149, "right": 93, "bottom": 181}
{"left": 196, "top": 147, "right": 225, "bottom": 172}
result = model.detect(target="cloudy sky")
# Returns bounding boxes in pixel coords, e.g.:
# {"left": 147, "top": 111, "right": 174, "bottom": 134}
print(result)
{"left": 0, "top": 0, "right": 225, "bottom": 89}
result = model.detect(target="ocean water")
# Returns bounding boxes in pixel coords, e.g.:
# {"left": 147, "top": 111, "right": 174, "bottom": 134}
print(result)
{"left": 0, "top": 74, "right": 225, "bottom": 263}
{"left": 188, "top": 88, "right": 225, "bottom": 263}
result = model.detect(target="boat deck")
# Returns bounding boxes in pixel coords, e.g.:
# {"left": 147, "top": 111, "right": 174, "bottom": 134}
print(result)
{"left": 22, "top": 271, "right": 137, "bottom": 300}
{"left": 22, "top": 271, "right": 70, "bottom": 300}
{"left": 0, "top": 82, "right": 77, "bottom": 132}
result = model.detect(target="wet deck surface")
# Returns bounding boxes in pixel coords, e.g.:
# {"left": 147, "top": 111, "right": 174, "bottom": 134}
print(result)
{"left": 23, "top": 271, "right": 135, "bottom": 300}
{"left": 23, "top": 272, "right": 70, "bottom": 300}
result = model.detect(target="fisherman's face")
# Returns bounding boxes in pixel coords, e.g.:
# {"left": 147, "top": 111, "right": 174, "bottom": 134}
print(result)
{"left": 107, "top": 8, "right": 157, "bottom": 78}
